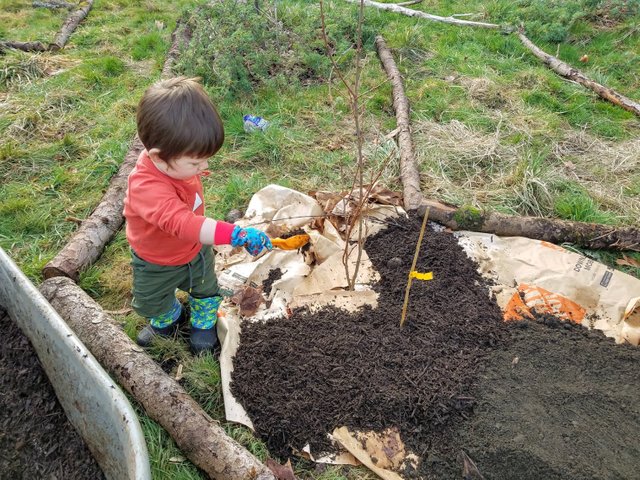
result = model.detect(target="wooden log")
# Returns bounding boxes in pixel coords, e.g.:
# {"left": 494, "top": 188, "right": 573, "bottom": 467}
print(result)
{"left": 33, "top": 1, "right": 75, "bottom": 8}
{"left": 418, "top": 198, "right": 640, "bottom": 251}
{"left": 0, "top": 40, "right": 48, "bottom": 52}
{"left": 344, "top": 0, "right": 501, "bottom": 29}
{"left": 162, "top": 20, "right": 192, "bottom": 79}
{"left": 517, "top": 32, "right": 640, "bottom": 118}
{"left": 42, "top": 22, "right": 191, "bottom": 280}
{"left": 374, "top": 35, "right": 422, "bottom": 211}
{"left": 50, "top": 0, "right": 94, "bottom": 51}
{"left": 42, "top": 137, "right": 144, "bottom": 280}
{"left": 39, "top": 276, "right": 276, "bottom": 480}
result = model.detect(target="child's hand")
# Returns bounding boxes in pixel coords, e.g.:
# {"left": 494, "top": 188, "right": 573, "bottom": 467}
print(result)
{"left": 231, "top": 227, "right": 273, "bottom": 256}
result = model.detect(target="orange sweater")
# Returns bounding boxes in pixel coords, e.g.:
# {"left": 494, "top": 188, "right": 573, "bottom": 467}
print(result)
{"left": 123, "top": 151, "right": 207, "bottom": 265}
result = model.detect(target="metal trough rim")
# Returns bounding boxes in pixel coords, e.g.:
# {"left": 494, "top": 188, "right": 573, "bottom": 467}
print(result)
{"left": 0, "top": 247, "right": 151, "bottom": 480}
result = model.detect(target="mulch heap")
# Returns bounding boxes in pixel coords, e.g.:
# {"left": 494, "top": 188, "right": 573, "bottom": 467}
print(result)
{"left": 231, "top": 215, "right": 507, "bottom": 470}
{"left": 0, "top": 310, "right": 104, "bottom": 480}
{"left": 231, "top": 214, "right": 640, "bottom": 479}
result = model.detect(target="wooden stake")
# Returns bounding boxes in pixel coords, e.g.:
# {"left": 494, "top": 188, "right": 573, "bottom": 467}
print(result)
{"left": 400, "top": 208, "right": 430, "bottom": 328}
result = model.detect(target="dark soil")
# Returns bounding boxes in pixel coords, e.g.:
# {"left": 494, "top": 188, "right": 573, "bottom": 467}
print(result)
{"left": 231, "top": 215, "right": 507, "bottom": 467}
{"left": 0, "top": 309, "right": 105, "bottom": 480}
{"left": 230, "top": 215, "right": 640, "bottom": 478}
{"left": 262, "top": 268, "right": 283, "bottom": 297}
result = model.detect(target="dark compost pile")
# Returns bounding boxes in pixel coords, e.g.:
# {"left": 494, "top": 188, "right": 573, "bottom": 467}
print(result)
{"left": 0, "top": 309, "right": 105, "bottom": 480}
{"left": 231, "top": 216, "right": 507, "bottom": 465}
{"left": 230, "top": 215, "right": 640, "bottom": 479}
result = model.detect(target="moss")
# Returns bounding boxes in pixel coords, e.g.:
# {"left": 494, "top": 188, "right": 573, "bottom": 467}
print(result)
{"left": 453, "top": 205, "right": 485, "bottom": 229}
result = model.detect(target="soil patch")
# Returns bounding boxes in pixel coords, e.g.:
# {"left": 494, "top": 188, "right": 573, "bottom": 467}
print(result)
{"left": 0, "top": 309, "right": 105, "bottom": 480}
{"left": 427, "top": 314, "right": 640, "bottom": 480}
{"left": 231, "top": 215, "right": 507, "bottom": 466}
{"left": 231, "top": 215, "right": 640, "bottom": 477}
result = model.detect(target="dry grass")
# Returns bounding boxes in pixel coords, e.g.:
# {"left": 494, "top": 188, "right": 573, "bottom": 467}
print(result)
{"left": 414, "top": 114, "right": 640, "bottom": 224}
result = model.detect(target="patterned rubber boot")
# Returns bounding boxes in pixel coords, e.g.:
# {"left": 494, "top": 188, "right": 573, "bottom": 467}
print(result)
{"left": 189, "top": 295, "right": 222, "bottom": 354}
{"left": 136, "top": 298, "right": 184, "bottom": 347}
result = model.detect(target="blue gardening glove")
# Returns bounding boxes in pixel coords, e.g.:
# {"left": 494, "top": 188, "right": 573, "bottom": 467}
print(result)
{"left": 231, "top": 226, "right": 272, "bottom": 256}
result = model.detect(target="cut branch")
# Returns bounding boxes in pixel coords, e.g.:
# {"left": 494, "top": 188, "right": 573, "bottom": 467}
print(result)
{"left": 0, "top": 40, "right": 48, "bottom": 52}
{"left": 418, "top": 198, "right": 640, "bottom": 251}
{"left": 42, "top": 23, "right": 190, "bottom": 280}
{"left": 374, "top": 35, "right": 422, "bottom": 211}
{"left": 40, "top": 277, "right": 276, "bottom": 480}
{"left": 345, "top": 0, "right": 501, "bottom": 29}
{"left": 517, "top": 31, "right": 640, "bottom": 117}
{"left": 50, "top": 0, "right": 94, "bottom": 50}
{"left": 33, "top": 1, "right": 75, "bottom": 8}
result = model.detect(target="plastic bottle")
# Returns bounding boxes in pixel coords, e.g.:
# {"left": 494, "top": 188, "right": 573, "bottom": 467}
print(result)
{"left": 243, "top": 115, "right": 269, "bottom": 133}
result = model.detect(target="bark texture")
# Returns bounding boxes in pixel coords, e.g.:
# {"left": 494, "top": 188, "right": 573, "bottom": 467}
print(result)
{"left": 39, "top": 277, "right": 276, "bottom": 480}
{"left": 42, "top": 137, "right": 144, "bottom": 280}
{"left": 518, "top": 32, "right": 640, "bottom": 117}
{"left": 346, "top": 0, "right": 501, "bottom": 29}
{"left": 419, "top": 198, "right": 640, "bottom": 251}
{"left": 374, "top": 35, "right": 422, "bottom": 211}
{"left": 50, "top": 0, "right": 94, "bottom": 51}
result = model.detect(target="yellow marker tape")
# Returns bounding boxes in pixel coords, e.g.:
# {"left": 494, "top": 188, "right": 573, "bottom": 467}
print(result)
{"left": 409, "top": 271, "right": 433, "bottom": 281}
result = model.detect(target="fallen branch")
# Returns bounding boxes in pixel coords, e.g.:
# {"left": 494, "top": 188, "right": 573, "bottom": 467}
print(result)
{"left": 42, "top": 23, "right": 190, "bottom": 280}
{"left": 40, "top": 277, "right": 275, "bottom": 480}
{"left": 374, "top": 35, "right": 422, "bottom": 211}
{"left": 418, "top": 198, "right": 640, "bottom": 251}
{"left": 161, "top": 19, "right": 192, "bottom": 78}
{"left": 0, "top": 0, "right": 93, "bottom": 53}
{"left": 517, "top": 31, "right": 640, "bottom": 117}
{"left": 33, "top": 1, "right": 75, "bottom": 8}
{"left": 344, "top": 0, "right": 502, "bottom": 29}
{"left": 50, "top": 0, "right": 94, "bottom": 50}
{"left": 0, "top": 40, "right": 48, "bottom": 52}
{"left": 42, "top": 137, "right": 144, "bottom": 280}
{"left": 395, "top": 0, "right": 422, "bottom": 6}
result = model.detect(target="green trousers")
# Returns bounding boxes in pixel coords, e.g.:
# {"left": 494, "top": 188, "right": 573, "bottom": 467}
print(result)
{"left": 130, "top": 245, "right": 219, "bottom": 318}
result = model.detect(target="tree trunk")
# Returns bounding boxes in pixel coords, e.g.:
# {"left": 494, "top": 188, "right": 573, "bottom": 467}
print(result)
{"left": 418, "top": 198, "right": 640, "bottom": 251}
{"left": 50, "top": 0, "right": 94, "bottom": 51}
{"left": 517, "top": 32, "right": 640, "bottom": 118}
{"left": 33, "top": 1, "right": 75, "bottom": 9}
{"left": 374, "top": 35, "right": 422, "bottom": 211}
{"left": 39, "top": 277, "right": 276, "bottom": 480}
{"left": 42, "top": 137, "right": 144, "bottom": 280}
{"left": 345, "top": 0, "right": 501, "bottom": 29}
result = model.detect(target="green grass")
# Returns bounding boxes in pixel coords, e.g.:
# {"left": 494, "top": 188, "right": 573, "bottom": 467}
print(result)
{"left": 2, "top": 0, "right": 640, "bottom": 478}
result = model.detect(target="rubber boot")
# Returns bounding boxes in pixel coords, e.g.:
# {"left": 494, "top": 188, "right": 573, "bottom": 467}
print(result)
{"left": 189, "top": 326, "right": 219, "bottom": 354}
{"left": 136, "top": 306, "right": 188, "bottom": 347}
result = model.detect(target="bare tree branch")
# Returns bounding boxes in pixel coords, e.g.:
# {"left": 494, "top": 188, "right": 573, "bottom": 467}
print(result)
{"left": 344, "top": 0, "right": 502, "bottom": 29}
{"left": 518, "top": 31, "right": 640, "bottom": 117}
{"left": 374, "top": 35, "right": 422, "bottom": 210}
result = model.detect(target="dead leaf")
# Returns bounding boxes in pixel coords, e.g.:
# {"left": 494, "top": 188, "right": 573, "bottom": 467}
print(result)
{"left": 230, "top": 285, "right": 264, "bottom": 317}
{"left": 175, "top": 364, "right": 183, "bottom": 382}
{"left": 265, "top": 458, "right": 297, "bottom": 480}
{"left": 369, "top": 185, "right": 403, "bottom": 206}
{"left": 616, "top": 254, "right": 640, "bottom": 268}
{"left": 168, "top": 455, "right": 185, "bottom": 464}
{"left": 579, "top": 54, "right": 589, "bottom": 63}
{"left": 460, "top": 450, "right": 485, "bottom": 480}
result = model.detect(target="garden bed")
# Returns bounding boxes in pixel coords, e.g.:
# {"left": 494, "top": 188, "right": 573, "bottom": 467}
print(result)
{"left": 230, "top": 215, "right": 640, "bottom": 479}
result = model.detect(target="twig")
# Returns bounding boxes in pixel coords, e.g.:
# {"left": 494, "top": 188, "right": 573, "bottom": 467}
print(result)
{"left": 400, "top": 207, "right": 429, "bottom": 328}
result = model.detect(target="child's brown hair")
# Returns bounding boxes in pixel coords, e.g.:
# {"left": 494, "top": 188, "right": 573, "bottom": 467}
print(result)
{"left": 136, "top": 77, "right": 224, "bottom": 162}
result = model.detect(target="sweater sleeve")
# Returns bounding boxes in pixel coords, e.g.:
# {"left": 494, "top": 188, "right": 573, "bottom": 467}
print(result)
{"left": 129, "top": 176, "right": 206, "bottom": 243}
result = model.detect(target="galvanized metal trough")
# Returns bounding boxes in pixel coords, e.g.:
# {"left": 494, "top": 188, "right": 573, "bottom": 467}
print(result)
{"left": 0, "top": 247, "right": 151, "bottom": 480}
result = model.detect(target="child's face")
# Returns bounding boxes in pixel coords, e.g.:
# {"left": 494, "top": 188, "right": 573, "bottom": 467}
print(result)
{"left": 160, "top": 155, "right": 210, "bottom": 180}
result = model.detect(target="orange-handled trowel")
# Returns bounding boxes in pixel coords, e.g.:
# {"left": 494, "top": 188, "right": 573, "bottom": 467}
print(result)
{"left": 270, "top": 234, "right": 310, "bottom": 250}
